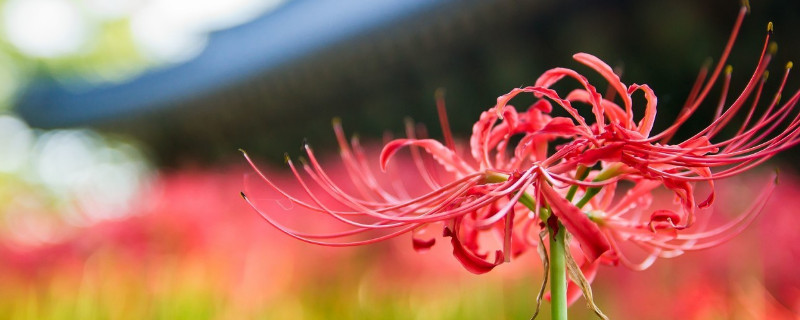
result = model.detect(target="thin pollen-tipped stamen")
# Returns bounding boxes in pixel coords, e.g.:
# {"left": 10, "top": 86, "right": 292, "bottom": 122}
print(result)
{"left": 333, "top": 120, "right": 398, "bottom": 202}
{"left": 683, "top": 59, "right": 712, "bottom": 110}
{"left": 679, "top": 36, "right": 773, "bottom": 143}
{"left": 349, "top": 135, "right": 403, "bottom": 202}
{"left": 300, "top": 158, "right": 488, "bottom": 224}
{"left": 650, "top": 5, "right": 750, "bottom": 142}
{"left": 660, "top": 60, "right": 711, "bottom": 144}
{"left": 285, "top": 156, "right": 425, "bottom": 229}
{"left": 621, "top": 107, "right": 800, "bottom": 165}
{"left": 604, "top": 229, "right": 660, "bottom": 271}
{"left": 302, "top": 145, "right": 400, "bottom": 208}
{"left": 240, "top": 191, "right": 423, "bottom": 242}
{"left": 740, "top": 75, "right": 788, "bottom": 136}
{"left": 299, "top": 161, "right": 387, "bottom": 210}
{"left": 730, "top": 79, "right": 798, "bottom": 151}
{"left": 706, "top": 65, "right": 733, "bottom": 138}
{"left": 675, "top": 179, "right": 775, "bottom": 241}
{"left": 435, "top": 88, "right": 457, "bottom": 152}
{"left": 404, "top": 119, "right": 444, "bottom": 190}
{"left": 333, "top": 127, "right": 379, "bottom": 195}
{"left": 245, "top": 192, "right": 423, "bottom": 246}
{"left": 641, "top": 178, "right": 769, "bottom": 253}
{"left": 300, "top": 152, "right": 489, "bottom": 223}
{"left": 728, "top": 71, "right": 769, "bottom": 144}
{"left": 248, "top": 144, "right": 488, "bottom": 219}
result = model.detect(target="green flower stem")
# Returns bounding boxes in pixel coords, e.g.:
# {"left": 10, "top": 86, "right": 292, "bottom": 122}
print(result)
{"left": 575, "top": 163, "right": 623, "bottom": 209}
{"left": 519, "top": 192, "right": 537, "bottom": 211}
{"left": 565, "top": 165, "right": 589, "bottom": 201}
{"left": 485, "top": 166, "right": 616, "bottom": 320}
{"left": 549, "top": 222, "right": 568, "bottom": 320}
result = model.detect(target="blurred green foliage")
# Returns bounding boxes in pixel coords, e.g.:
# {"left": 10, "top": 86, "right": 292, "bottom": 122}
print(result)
{"left": 0, "top": 0, "right": 150, "bottom": 110}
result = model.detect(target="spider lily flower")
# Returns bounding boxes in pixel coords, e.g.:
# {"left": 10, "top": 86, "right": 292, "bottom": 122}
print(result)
{"left": 242, "top": 4, "right": 800, "bottom": 313}
{"left": 241, "top": 99, "right": 612, "bottom": 274}
{"left": 490, "top": 5, "right": 800, "bottom": 239}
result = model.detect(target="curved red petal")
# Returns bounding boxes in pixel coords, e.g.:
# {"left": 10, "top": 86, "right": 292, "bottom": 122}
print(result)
{"left": 443, "top": 226, "right": 504, "bottom": 274}
{"left": 412, "top": 237, "right": 436, "bottom": 253}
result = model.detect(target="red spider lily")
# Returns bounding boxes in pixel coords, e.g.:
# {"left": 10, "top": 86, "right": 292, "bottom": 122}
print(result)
{"left": 242, "top": 3, "right": 800, "bottom": 312}
{"left": 487, "top": 5, "right": 799, "bottom": 268}
{"left": 242, "top": 90, "right": 626, "bottom": 273}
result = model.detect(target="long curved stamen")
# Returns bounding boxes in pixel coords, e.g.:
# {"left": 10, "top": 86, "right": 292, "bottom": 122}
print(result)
{"left": 650, "top": 5, "right": 750, "bottom": 142}
{"left": 683, "top": 37, "right": 775, "bottom": 143}
{"left": 243, "top": 191, "right": 422, "bottom": 246}
{"left": 404, "top": 119, "right": 443, "bottom": 190}
{"left": 435, "top": 88, "right": 457, "bottom": 152}
{"left": 706, "top": 65, "right": 734, "bottom": 138}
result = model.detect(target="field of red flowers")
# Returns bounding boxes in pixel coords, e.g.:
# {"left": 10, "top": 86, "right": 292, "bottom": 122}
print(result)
{"left": 1, "top": 148, "right": 798, "bottom": 319}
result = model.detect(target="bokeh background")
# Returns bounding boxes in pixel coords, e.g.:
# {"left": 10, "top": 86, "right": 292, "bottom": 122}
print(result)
{"left": 1, "top": 0, "right": 799, "bottom": 319}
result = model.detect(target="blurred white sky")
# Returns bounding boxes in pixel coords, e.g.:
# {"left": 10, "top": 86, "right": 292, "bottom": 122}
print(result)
{"left": 2, "top": 0, "right": 286, "bottom": 61}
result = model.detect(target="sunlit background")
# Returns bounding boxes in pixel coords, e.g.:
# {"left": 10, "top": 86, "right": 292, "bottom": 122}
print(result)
{"left": 1, "top": 0, "right": 800, "bottom": 319}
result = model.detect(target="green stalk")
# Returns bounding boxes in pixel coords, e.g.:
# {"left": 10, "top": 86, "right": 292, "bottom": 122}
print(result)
{"left": 565, "top": 165, "right": 589, "bottom": 201}
{"left": 549, "top": 163, "right": 612, "bottom": 320}
{"left": 575, "top": 163, "right": 623, "bottom": 209}
{"left": 485, "top": 167, "right": 613, "bottom": 320}
{"left": 549, "top": 222, "right": 568, "bottom": 320}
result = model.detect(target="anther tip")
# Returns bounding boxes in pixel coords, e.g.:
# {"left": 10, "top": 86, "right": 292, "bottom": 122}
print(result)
{"left": 787, "top": 61, "right": 794, "bottom": 70}
{"left": 741, "top": 0, "right": 750, "bottom": 13}
{"left": 238, "top": 148, "right": 247, "bottom": 154}
{"left": 767, "top": 22, "right": 774, "bottom": 34}
{"left": 240, "top": 191, "right": 248, "bottom": 200}
{"left": 435, "top": 87, "right": 446, "bottom": 99}
{"left": 403, "top": 117, "right": 415, "bottom": 128}
{"left": 762, "top": 70, "right": 770, "bottom": 81}
{"left": 724, "top": 65, "right": 733, "bottom": 76}
{"left": 302, "top": 138, "right": 309, "bottom": 148}
{"left": 768, "top": 42, "right": 778, "bottom": 55}
{"left": 701, "top": 57, "right": 713, "bottom": 69}
{"left": 613, "top": 64, "right": 625, "bottom": 76}
{"left": 283, "top": 152, "right": 291, "bottom": 163}
{"left": 774, "top": 168, "right": 780, "bottom": 185}
{"left": 331, "top": 117, "right": 342, "bottom": 126}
